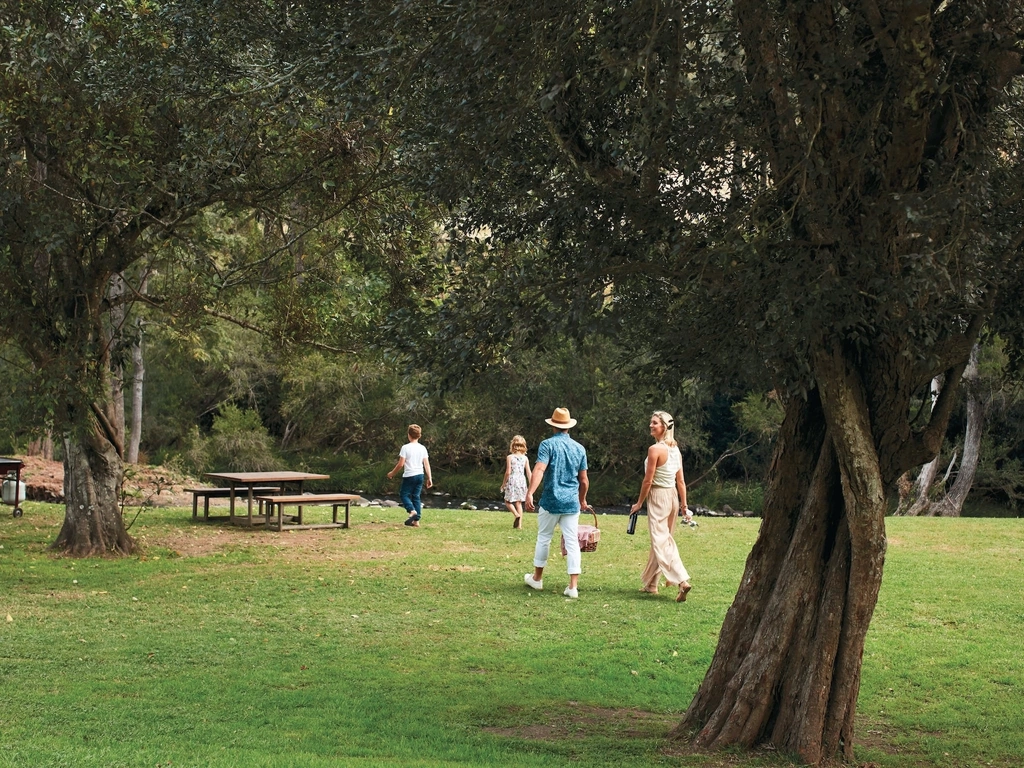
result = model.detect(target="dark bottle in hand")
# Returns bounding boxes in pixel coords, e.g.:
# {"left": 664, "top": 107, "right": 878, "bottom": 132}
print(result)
{"left": 627, "top": 510, "right": 639, "bottom": 535}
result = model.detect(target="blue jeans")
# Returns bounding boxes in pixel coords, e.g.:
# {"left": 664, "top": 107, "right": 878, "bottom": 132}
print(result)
{"left": 400, "top": 474, "right": 425, "bottom": 519}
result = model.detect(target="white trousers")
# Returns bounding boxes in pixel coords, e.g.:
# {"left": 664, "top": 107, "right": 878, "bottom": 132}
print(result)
{"left": 534, "top": 506, "right": 581, "bottom": 576}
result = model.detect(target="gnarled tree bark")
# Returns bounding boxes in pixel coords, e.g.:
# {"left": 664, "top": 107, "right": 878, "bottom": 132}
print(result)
{"left": 674, "top": 338, "right": 897, "bottom": 763}
{"left": 675, "top": 335, "right": 977, "bottom": 763}
{"left": 51, "top": 307, "right": 136, "bottom": 557}
{"left": 53, "top": 415, "right": 135, "bottom": 557}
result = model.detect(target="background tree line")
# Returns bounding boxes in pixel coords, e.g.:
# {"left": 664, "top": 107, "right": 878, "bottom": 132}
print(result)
{"left": 6, "top": 308, "right": 1023, "bottom": 514}
{"left": 2, "top": 297, "right": 783, "bottom": 509}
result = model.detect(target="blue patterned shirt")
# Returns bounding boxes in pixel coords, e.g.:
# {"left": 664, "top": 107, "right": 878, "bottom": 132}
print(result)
{"left": 536, "top": 432, "right": 588, "bottom": 514}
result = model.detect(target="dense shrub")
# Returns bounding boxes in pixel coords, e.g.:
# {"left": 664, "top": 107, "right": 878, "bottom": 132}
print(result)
{"left": 171, "top": 405, "right": 279, "bottom": 475}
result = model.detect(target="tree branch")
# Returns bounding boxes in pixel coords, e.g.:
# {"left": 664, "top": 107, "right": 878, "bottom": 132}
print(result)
{"left": 90, "top": 401, "right": 124, "bottom": 459}
{"left": 201, "top": 309, "right": 355, "bottom": 355}
{"left": 894, "top": 311, "right": 986, "bottom": 473}
{"left": 688, "top": 435, "right": 764, "bottom": 489}
{"left": 539, "top": 71, "right": 636, "bottom": 186}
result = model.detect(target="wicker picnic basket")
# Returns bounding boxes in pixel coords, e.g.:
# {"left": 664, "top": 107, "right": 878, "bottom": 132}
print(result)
{"left": 561, "top": 507, "right": 601, "bottom": 555}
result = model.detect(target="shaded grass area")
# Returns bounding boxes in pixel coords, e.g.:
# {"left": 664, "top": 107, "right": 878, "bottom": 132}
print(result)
{"left": 1, "top": 505, "right": 1021, "bottom": 767}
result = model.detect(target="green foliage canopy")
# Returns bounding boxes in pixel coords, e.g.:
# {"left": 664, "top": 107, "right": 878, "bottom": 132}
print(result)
{"left": 281, "top": 0, "right": 1024, "bottom": 402}
{"left": 0, "top": 0, "right": 381, "bottom": 436}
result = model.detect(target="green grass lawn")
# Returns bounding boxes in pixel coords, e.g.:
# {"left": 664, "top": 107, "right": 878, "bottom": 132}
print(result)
{"left": 1, "top": 504, "right": 1021, "bottom": 767}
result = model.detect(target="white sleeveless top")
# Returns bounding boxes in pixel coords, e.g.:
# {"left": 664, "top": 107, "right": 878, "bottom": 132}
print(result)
{"left": 646, "top": 444, "right": 681, "bottom": 488}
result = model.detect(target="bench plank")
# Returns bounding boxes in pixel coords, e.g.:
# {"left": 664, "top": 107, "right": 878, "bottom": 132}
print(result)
{"left": 253, "top": 493, "right": 358, "bottom": 504}
{"left": 253, "top": 493, "right": 360, "bottom": 531}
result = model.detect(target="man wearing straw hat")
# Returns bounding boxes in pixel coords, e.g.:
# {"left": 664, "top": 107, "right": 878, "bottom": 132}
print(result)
{"left": 524, "top": 407, "right": 590, "bottom": 599}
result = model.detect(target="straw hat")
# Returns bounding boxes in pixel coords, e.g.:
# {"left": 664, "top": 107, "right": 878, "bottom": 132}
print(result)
{"left": 545, "top": 407, "right": 577, "bottom": 429}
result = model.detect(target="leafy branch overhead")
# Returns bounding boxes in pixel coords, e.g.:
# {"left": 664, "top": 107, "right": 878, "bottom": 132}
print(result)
{"left": 0, "top": 0, "right": 406, "bottom": 432}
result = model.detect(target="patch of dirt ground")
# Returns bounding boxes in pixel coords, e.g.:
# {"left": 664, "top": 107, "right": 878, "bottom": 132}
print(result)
{"left": 481, "top": 704, "right": 920, "bottom": 768}
{"left": 14, "top": 454, "right": 201, "bottom": 507}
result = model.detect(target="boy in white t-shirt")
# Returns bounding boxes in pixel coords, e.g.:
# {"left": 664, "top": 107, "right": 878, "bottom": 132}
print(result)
{"left": 386, "top": 424, "right": 433, "bottom": 527}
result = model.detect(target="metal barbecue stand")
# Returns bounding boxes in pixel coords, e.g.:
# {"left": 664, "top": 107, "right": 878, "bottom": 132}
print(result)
{"left": 1, "top": 457, "right": 25, "bottom": 517}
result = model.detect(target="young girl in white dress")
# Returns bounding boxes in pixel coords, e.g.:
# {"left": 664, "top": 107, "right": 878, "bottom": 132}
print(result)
{"left": 500, "top": 435, "right": 531, "bottom": 529}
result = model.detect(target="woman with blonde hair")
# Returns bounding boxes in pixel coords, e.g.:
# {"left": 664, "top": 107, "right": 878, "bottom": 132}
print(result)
{"left": 500, "top": 435, "right": 531, "bottom": 528}
{"left": 629, "top": 411, "right": 693, "bottom": 602}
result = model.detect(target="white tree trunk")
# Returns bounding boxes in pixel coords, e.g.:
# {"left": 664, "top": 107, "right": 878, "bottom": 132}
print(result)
{"left": 127, "top": 322, "right": 145, "bottom": 464}
{"left": 126, "top": 274, "right": 149, "bottom": 465}
{"left": 897, "top": 376, "right": 942, "bottom": 516}
{"left": 933, "top": 344, "right": 982, "bottom": 517}
{"left": 106, "top": 274, "right": 128, "bottom": 450}
{"left": 902, "top": 343, "right": 983, "bottom": 518}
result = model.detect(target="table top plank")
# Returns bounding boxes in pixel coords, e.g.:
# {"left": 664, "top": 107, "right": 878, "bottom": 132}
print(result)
{"left": 205, "top": 471, "right": 330, "bottom": 483}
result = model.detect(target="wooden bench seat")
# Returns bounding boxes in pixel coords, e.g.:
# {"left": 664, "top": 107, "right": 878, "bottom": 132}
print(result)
{"left": 186, "top": 486, "right": 279, "bottom": 520}
{"left": 254, "top": 493, "right": 360, "bottom": 531}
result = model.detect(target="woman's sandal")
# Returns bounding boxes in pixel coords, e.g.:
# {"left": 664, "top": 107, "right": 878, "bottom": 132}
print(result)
{"left": 640, "top": 586, "right": 659, "bottom": 595}
{"left": 676, "top": 583, "right": 692, "bottom": 603}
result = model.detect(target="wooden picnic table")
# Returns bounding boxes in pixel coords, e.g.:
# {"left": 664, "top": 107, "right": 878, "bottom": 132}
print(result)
{"left": 204, "top": 471, "right": 330, "bottom": 527}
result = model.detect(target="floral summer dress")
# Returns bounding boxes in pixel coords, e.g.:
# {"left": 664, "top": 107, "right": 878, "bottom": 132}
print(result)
{"left": 503, "top": 454, "right": 529, "bottom": 502}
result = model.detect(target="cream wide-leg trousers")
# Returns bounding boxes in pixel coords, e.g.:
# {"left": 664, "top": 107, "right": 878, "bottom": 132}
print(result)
{"left": 640, "top": 486, "right": 690, "bottom": 588}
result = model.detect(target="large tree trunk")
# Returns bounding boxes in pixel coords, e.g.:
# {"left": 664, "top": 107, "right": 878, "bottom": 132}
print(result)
{"left": 667, "top": 0, "right": 1005, "bottom": 755}
{"left": 675, "top": 345, "right": 890, "bottom": 764}
{"left": 52, "top": 396, "right": 136, "bottom": 557}
{"left": 674, "top": 330, "right": 976, "bottom": 764}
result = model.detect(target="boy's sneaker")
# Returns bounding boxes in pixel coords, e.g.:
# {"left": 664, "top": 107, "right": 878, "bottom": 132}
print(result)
{"left": 524, "top": 574, "right": 543, "bottom": 591}
{"left": 563, "top": 587, "right": 578, "bottom": 599}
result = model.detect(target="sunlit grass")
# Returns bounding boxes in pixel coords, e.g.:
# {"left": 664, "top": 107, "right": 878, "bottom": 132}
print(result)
{"left": 0, "top": 504, "right": 1021, "bottom": 767}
